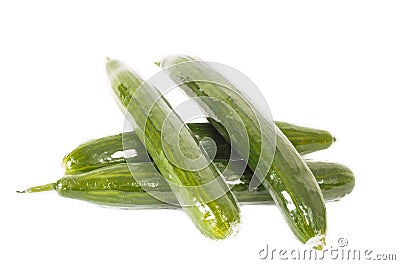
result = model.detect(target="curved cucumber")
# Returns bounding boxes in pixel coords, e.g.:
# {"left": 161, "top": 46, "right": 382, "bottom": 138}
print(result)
{"left": 22, "top": 160, "right": 354, "bottom": 208}
{"left": 161, "top": 56, "right": 327, "bottom": 248}
{"left": 62, "top": 122, "right": 334, "bottom": 174}
{"left": 105, "top": 59, "right": 241, "bottom": 239}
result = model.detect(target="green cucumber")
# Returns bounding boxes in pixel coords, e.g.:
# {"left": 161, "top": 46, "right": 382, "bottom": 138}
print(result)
{"left": 106, "top": 59, "right": 241, "bottom": 239}
{"left": 62, "top": 123, "right": 229, "bottom": 174}
{"left": 21, "top": 160, "right": 354, "bottom": 208}
{"left": 274, "top": 121, "right": 335, "bottom": 155}
{"left": 62, "top": 122, "right": 335, "bottom": 174}
{"left": 161, "top": 56, "right": 327, "bottom": 248}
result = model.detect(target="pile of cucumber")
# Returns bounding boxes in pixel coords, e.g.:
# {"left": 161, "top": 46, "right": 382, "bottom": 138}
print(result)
{"left": 20, "top": 56, "right": 354, "bottom": 249}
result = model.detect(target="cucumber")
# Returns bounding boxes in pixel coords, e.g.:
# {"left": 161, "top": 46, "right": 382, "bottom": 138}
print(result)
{"left": 62, "top": 123, "right": 229, "bottom": 174}
{"left": 161, "top": 56, "right": 327, "bottom": 248}
{"left": 105, "top": 59, "right": 241, "bottom": 239}
{"left": 21, "top": 160, "right": 354, "bottom": 208}
{"left": 62, "top": 122, "right": 335, "bottom": 174}
{"left": 274, "top": 121, "right": 335, "bottom": 155}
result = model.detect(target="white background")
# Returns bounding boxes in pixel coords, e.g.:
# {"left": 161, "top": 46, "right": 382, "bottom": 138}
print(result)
{"left": 1, "top": 1, "right": 399, "bottom": 264}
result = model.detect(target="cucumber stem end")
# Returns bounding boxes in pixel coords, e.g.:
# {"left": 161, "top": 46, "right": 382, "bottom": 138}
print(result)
{"left": 17, "top": 183, "right": 56, "bottom": 193}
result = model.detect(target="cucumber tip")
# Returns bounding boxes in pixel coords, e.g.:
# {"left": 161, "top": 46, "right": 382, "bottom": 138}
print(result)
{"left": 306, "top": 234, "right": 326, "bottom": 250}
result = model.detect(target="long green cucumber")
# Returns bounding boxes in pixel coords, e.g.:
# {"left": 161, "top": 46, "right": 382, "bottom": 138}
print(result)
{"left": 62, "top": 122, "right": 335, "bottom": 174}
{"left": 161, "top": 56, "right": 327, "bottom": 248}
{"left": 21, "top": 160, "right": 354, "bottom": 208}
{"left": 106, "top": 59, "right": 241, "bottom": 239}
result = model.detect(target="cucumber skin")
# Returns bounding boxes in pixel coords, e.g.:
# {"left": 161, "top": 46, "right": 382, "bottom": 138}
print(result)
{"left": 55, "top": 161, "right": 354, "bottom": 208}
{"left": 62, "top": 123, "right": 229, "bottom": 174}
{"left": 274, "top": 121, "right": 335, "bottom": 155}
{"left": 106, "top": 59, "right": 241, "bottom": 240}
{"left": 161, "top": 56, "right": 327, "bottom": 247}
{"left": 62, "top": 122, "right": 334, "bottom": 174}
